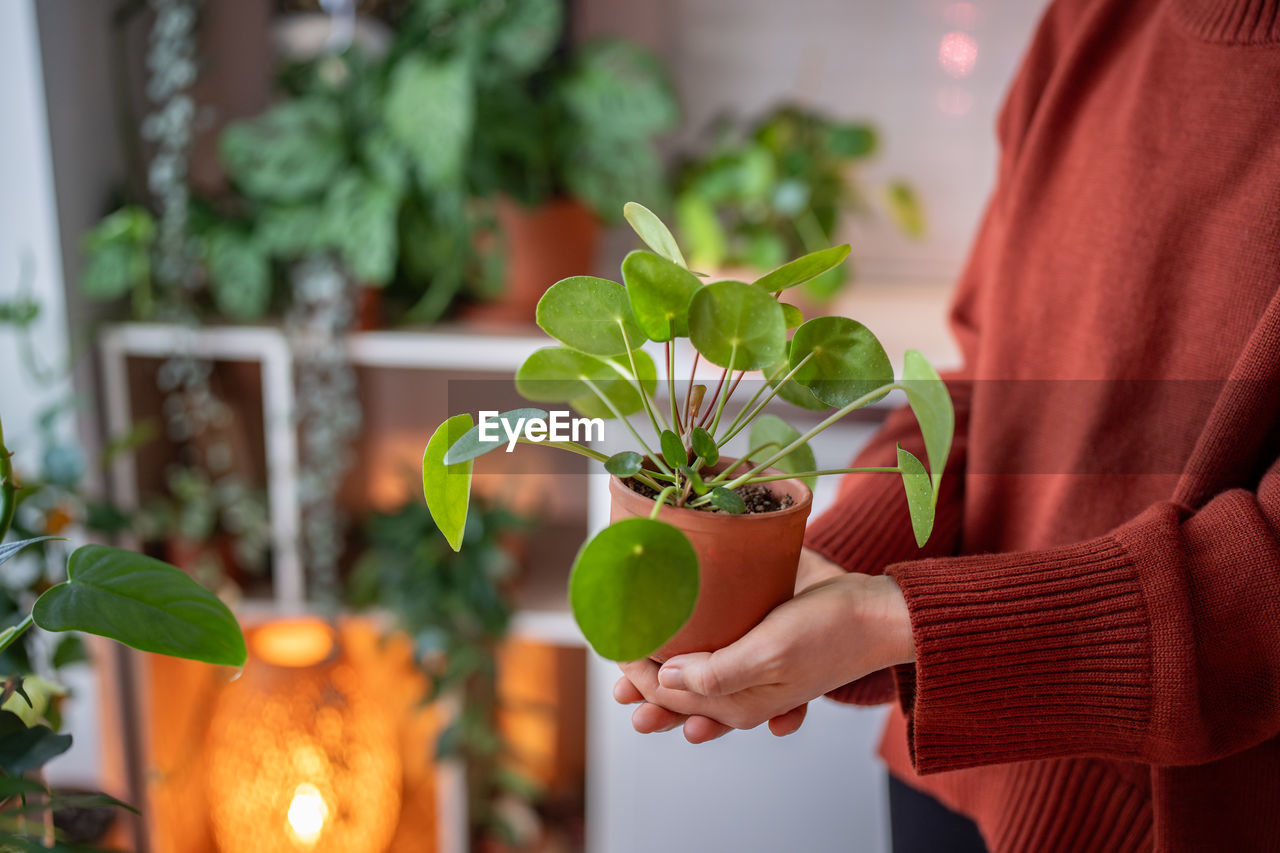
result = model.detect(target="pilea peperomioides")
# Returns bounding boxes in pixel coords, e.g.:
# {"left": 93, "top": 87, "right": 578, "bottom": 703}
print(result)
{"left": 423, "top": 202, "right": 953, "bottom": 661}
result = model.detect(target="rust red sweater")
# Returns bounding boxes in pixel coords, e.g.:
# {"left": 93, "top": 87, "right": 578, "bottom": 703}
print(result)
{"left": 804, "top": 0, "right": 1280, "bottom": 850}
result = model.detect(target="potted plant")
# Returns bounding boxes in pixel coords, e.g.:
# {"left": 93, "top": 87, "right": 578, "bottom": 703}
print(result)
{"left": 422, "top": 203, "right": 953, "bottom": 662}
{"left": 674, "top": 104, "right": 925, "bottom": 305}
{"left": 0, "top": 413, "right": 246, "bottom": 847}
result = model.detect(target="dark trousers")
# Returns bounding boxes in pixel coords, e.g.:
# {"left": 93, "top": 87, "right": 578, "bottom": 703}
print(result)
{"left": 888, "top": 774, "right": 988, "bottom": 853}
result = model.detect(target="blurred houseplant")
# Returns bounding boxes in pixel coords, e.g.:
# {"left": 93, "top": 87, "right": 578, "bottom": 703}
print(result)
{"left": 674, "top": 104, "right": 925, "bottom": 303}
{"left": 81, "top": 0, "right": 678, "bottom": 327}
{"left": 349, "top": 496, "right": 539, "bottom": 848}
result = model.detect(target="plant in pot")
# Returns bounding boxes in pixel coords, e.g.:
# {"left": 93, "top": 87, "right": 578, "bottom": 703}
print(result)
{"left": 674, "top": 104, "right": 925, "bottom": 306}
{"left": 0, "top": 413, "right": 246, "bottom": 848}
{"left": 393, "top": 0, "right": 680, "bottom": 323}
{"left": 421, "top": 202, "right": 953, "bottom": 662}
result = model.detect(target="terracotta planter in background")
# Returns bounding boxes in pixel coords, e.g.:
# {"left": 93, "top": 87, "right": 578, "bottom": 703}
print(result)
{"left": 608, "top": 459, "right": 813, "bottom": 661}
{"left": 463, "top": 198, "right": 601, "bottom": 326}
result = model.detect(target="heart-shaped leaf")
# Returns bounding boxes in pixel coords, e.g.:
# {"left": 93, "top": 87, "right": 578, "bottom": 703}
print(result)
{"left": 660, "top": 429, "right": 687, "bottom": 470}
{"left": 900, "top": 350, "right": 954, "bottom": 497}
{"left": 708, "top": 487, "right": 746, "bottom": 514}
{"left": 748, "top": 414, "right": 817, "bottom": 490}
{"left": 570, "top": 518, "right": 698, "bottom": 661}
{"left": 789, "top": 316, "right": 893, "bottom": 408}
{"left": 423, "top": 414, "right": 475, "bottom": 551}
{"left": 605, "top": 451, "right": 643, "bottom": 478}
{"left": 0, "top": 537, "right": 58, "bottom": 569}
{"left": 32, "top": 545, "right": 246, "bottom": 667}
{"left": 443, "top": 408, "right": 549, "bottom": 464}
{"left": 690, "top": 427, "right": 718, "bottom": 465}
{"left": 897, "top": 445, "right": 935, "bottom": 546}
{"left": 622, "top": 250, "right": 700, "bottom": 341}
{"left": 623, "top": 202, "right": 688, "bottom": 268}
{"left": 536, "top": 276, "right": 645, "bottom": 356}
{"left": 753, "top": 245, "right": 851, "bottom": 292}
{"left": 688, "top": 281, "right": 786, "bottom": 371}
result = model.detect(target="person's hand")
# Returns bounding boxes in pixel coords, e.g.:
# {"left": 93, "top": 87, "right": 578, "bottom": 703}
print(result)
{"left": 613, "top": 557, "right": 914, "bottom": 743}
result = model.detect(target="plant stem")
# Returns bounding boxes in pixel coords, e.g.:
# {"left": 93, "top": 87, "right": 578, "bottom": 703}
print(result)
{"left": 581, "top": 378, "right": 673, "bottom": 477}
{"left": 717, "top": 353, "right": 814, "bottom": 446}
{"left": 619, "top": 323, "right": 668, "bottom": 436}
{"left": 711, "top": 442, "right": 780, "bottom": 482}
{"left": 715, "top": 382, "right": 899, "bottom": 493}
{"left": 682, "top": 352, "right": 700, "bottom": 433}
{"left": 0, "top": 616, "right": 34, "bottom": 657}
{"left": 666, "top": 341, "right": 679, "bottom": 433}
{"left": 649, "top": 486, "right": 678, "bottom": 520}
{"left": 0, "top": 417, "right": 15, "bottom": 543}
{"left": 698, "top": 367, "right": 730, "bottom": 430}
{"left": 513, "top": 437, "right": 666, "bottom": 492}
{"left": 709, "top": 370, "right": 746, "bottom": 436}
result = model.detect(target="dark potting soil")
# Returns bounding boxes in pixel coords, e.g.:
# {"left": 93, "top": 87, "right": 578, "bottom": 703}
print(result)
{"left": 623, "top": 478, "right": 795, "bottom": 514}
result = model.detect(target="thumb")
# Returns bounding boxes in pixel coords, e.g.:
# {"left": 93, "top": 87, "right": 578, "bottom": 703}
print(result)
{"left": 658, "top": 639, "right": 763, "bottom": 697}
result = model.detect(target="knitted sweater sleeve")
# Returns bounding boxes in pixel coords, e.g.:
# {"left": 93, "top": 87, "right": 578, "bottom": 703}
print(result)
{"left": 887, "top": 455, "right": 1280, "bottom": 773}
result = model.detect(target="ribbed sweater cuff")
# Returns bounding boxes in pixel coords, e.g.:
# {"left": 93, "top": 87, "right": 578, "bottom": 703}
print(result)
{"left": 886, "top": 536, "right": 1152, "bottom": 773}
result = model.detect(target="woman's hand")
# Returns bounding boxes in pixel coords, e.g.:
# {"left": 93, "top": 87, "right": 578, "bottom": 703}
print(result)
{"left": 613, "top": 554, "right": 914, "bottom": 743}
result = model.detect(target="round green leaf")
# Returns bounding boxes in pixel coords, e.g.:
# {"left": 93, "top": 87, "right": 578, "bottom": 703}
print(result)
{"left": 570, "top": 518, "right": 698, "bottom": 661}
{"left": 622, "top": 250, "right": 700, "bottom": 341}
{"left": 753, "top": 245, "right": 851, "bottom": 293}
{"left": 687, "top": 281, "right": 786, "bottom": 370}
{"left": 781, "top": 302, "right": 804, "bottom": 329}
{"left": 605, "top": 451, "right": 643, "bottom": 478}
{"left": 789, "top": 316, "right": 893, "bottom": 407}
{"left": 32, "top": 545, "right": 246, "bottom": 667}
{"left": 660, "top": 429, "right": 687, "bottom": 469}
{"left": 749, "top": 414, "right": 817, "bottom": 490}
{"left": 622, "top": 202, "right": 687, "bottom": 268}
{"left": 516, "top": 347, "right": 645, "bottom": 417}
{"left": 690, "top": 427, "right": 718, "bottom": 466}
{"left": 536, "top": 276, "right": 645, "bottom": 356}
{"left": 707, "top": 487, "right": 746, "bottom": 514}
{"left": 567, "top": 350, "right": 655, "bottom": 420}
{"left": 423, "top": 414, "right": 475, "bottom": 551}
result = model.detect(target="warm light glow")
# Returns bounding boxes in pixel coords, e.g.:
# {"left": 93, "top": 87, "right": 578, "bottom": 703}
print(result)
{"left": 938, "top": 31, "right": 978, "bottom": 79}
{"left": 252, "top": 619, "right": 335, "bottom": 667}
{"left": 287, "top": 784, "right": 329, "bottom": 846}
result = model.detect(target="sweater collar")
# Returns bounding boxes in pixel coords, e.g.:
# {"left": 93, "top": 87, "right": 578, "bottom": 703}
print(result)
{"left": 1170, "top": 0, "right": 1280, "bottom": 44}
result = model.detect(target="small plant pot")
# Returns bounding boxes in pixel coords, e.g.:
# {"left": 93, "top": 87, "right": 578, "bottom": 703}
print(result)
{"left": 608, "top": 459, "right": 813, "bottom": 661}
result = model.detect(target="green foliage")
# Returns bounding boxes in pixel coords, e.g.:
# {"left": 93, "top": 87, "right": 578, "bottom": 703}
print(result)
{"left": 687, "top": 281, "right": 786, "bottom": 370}
{"left": 31, "top": 545, "right": 246, "bottom": 667}
{"left": 384, "top": 56, "right": 474, "bottom": 190}
{"left": 80, "top": 206, "right": 155, "bottom": 316}
{"left": 535, "top": 276, "right": 644, "bottom": 357}
{"left": 569, "top": 518, "right": 698, "bottom": 661}
{"left": 423, "top": 201, "right": 954, "bottom": 662}
{"left": 423, "top": 414, "right": 475, "bottom": 551}
{"left": 674, "top": 104, "right": 923, "bottom": 301}
{"left": 220, "top": 99, "right": 347, "bottom": 203}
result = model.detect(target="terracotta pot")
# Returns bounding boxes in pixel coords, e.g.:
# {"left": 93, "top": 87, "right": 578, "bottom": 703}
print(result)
{"left": 462, "top": 197, "right": 601, "bottom": 326}
{"left": 608, "top": 459, "right": 813, "bottom": 661}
